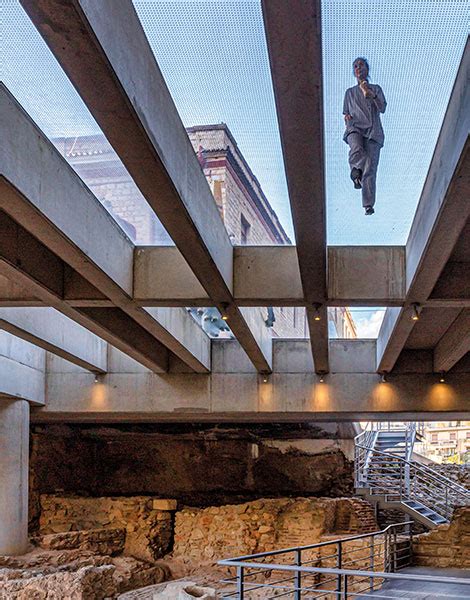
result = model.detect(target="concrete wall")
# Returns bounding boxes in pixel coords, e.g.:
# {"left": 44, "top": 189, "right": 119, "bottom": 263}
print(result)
{"left": 36, "top": 340, "right": 470, "bottom": 421}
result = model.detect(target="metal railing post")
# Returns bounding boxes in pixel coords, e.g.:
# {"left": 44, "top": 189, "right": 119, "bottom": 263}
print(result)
{"left": 343, "top": 573, "right": 348, "bottom": 599}
{"left": 370, "top": 535, "right": 375, "bottom": 592}
{"left": 237, "top": 566, "right": 244, "bottom": 599}
{"left": 336, "top": 541, "right": 342, "bottom": 598}
{"left": 400, "top": 461, "right": 403, "bottom": 501}
{"left": 408, "top": 522, "right": 413, "bottom": 567}
{"left": 294, "top": 549, "right": 302, "bottom": 600}
{"left": 385, "top": 530, "right": 390, "bottom": 572}
{"left": 393, "top": 529, "right": 398, "bottom": 572}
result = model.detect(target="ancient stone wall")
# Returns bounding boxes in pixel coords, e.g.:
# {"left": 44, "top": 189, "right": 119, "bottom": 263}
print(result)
{"left": 0, "top": 550, "right": 166, "bottom": 600}
{"left": 172, "top": 497, "right": 377, "bottom": 565}
{"left": 413, "top": 506, "right": 470, "bottom": 568}
{"left": 376, "top": 508, "right": 427, "bottom": 535}
{"left": 38, "top": 495, "right": 175, "bottom": 562}
{"left": 2, "top": 494, "right": 378, "bottom": 598}
{"left": 29, "top": 424, "right": 355, "bottom": 530}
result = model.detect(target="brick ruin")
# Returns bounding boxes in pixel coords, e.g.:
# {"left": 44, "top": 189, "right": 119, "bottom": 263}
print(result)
{"left": 0, "top": 495, "right": 378, "bottom": 599}
{"left": 0, "top": 421, "right": 468, "bottom": 598}
{"left": 28, "top": 423, "right": 356, "bottom": 530}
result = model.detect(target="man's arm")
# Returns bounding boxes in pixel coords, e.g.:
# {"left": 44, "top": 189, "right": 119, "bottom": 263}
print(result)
{"left": 343, "top": 90, "right": 352, "bottom": 121}
{"left": 372, "top": 85, "right": 387, "bottom": 113}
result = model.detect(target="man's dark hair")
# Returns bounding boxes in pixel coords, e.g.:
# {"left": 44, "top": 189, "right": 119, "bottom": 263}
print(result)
{"left": 352, "top": 57, "right": 370, "bottom": 79}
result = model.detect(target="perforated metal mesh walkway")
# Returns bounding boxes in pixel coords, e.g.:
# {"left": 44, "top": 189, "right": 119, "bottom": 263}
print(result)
{"left": 357, "top": 566, "right": 470, "bottom": 599}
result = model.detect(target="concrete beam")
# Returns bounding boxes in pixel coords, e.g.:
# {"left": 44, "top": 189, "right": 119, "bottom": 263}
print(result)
{"left": 233, "top": 246, "right": 303, "bottom": 306}
{"left": 427, "top": 262, "right": 470, "bottom": 307}
{"left": 134, "top": 247, "right": 210, "bottom": 306}
{"left": 20, "top": 0, "right": 270, "bottom": 373}
{"left": 262, "top": 0, "right": 328, "bottom": 373}
{"left": 434, "top": 309, "right": 470, "bottom": 372}
{"left": 134, "top": 245, "right": 406, "bottom": 306}
{"left": 0, "top": 240, "right": 407, "bottom": 308}
{"left": 0, "top": 307, "right": 107, "bottom": 373}
{"left": 377, "top": 39, "right": 470, "bottom": 372}
{"left": 0, "top": 86, "right": 210, "bottom": 373}
{"left": 0, "top": 331, "right": 45, "bottom": 405}
{"left": 35, "top": 339, "right": 470, "bottom": 422}
{"left": 328, "top": 246, "right": 405, "bottom": 306}
{"left": 0, "top": 207, "right": 169, "bottom": 373}
{"left": 0, "top": 275, "right": 39, "bottom": 307}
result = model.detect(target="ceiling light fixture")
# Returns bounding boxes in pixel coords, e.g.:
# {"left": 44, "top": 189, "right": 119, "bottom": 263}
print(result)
{"left": 381, "top": 373, "right": 387, "bottom": 383}
{"left": 313, "top": 304, "right": 322, "bottom": 321}
{"left": 439, "top": 372, "right": 445, "bottom": 383}
{"left": 411, "top": 303, "right": 422, "bottom": 321}
{"left": 220, "top": 303, "right": 229, "bottom": 321}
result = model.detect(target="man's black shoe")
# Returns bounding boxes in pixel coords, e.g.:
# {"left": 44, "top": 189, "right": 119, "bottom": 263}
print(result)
{"left": 350, "top": 167, "right": 362, "bottom": 189}
{"left": 365, "top": 206, "right": 375, "bottom": 215}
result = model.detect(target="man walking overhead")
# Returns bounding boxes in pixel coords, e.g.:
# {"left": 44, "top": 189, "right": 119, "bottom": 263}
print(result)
{"left": 343, "top": 57, "right": 386, "bottom": 215}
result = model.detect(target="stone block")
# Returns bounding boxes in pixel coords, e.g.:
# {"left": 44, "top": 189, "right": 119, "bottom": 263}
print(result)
{"left": 37, "top": 527, "right": 126, "bottom": 555}
{"left": 153, "top": 499, "right": 178, "bottom": 511}
{"left": 0, "top": 564, "right": 117, "bottom": 599}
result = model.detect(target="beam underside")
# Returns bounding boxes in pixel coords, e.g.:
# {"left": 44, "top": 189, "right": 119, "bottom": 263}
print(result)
{"left": 0, "top": 197, "right": 170, "bottom": 373}
{"left": 35, "top": 341, "right": 470, "bottom": 422}
{"left": 0, "top": 86, "right": 211, "bottom": 373}
{"left": 0, "top": 307, "right": 107, "bottom": 373}
{"left": 19, "top": 0, "right": 272, "bottom": 373}
{"left": 376, "top": 39, "right": 470, "bottom": 373}
{"left": 262, "top": 0, "right": 328, "bottom": 373}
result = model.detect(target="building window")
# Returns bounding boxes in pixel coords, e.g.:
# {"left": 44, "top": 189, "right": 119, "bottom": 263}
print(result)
{"left": 240, "top": 213, "right": 251, "bottom": 244}
{"left": 450, "top": 432, "right": 456, "bottom": 441}
{"left": 431, "top": 433, "right": 438, "bottom": 444}
{"left": 212, "top": 180, "right": 223, "bottom": 213}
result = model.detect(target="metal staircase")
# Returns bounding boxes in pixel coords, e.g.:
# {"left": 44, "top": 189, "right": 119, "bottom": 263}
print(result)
{"left": 355, "top": 423, "right": 470, "bottom": 528}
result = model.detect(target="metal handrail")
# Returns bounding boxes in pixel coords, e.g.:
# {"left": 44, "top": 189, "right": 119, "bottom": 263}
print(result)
{"left": 219, "top": 522, "right": 414, "bottom": 598}
{"left": 223, "top": 521, "right": 413, "bottom": 562}
{"left": 218, "top": 561, "right": 470, "bottom": 596}
{"left": 356, "top": 422, "right": 417, "bottom": 464}
{"left": 355, "top": 443, "right": 470, "bottom": 521}
{"left": 356, "top": 444, "right": 470, "bottom": 497}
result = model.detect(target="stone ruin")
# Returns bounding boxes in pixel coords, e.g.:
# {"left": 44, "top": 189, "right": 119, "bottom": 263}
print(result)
{"left": 0, "top": 494, "right": 378, "bottom": 598}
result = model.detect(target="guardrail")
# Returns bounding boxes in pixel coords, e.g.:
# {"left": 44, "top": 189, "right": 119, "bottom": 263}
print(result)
{"left": 218, "top": 522, "right": 413, "bottom": 598}
{"left": 355, "top": 444, "right": 470, "bottom": 521}
{"left": 218, "top": 562, "right": 470, "bottom": 599}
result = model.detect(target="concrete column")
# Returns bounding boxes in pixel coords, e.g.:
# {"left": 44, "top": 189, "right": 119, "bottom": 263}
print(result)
{"left": 0, "top": 399, "right": 29, "bottom": 555}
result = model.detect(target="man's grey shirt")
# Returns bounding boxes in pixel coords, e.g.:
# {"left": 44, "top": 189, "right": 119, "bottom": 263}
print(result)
{"left": 343, "top": 83, "right": 387, "bottom": 146}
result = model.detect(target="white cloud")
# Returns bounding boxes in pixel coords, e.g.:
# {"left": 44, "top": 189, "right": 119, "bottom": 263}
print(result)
{"left": 353, "top": 310, "right": 385, "bottom": 338}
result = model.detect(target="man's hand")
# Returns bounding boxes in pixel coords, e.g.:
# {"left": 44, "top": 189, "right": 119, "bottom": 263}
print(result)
{"left": 344, "top": 113, "right": 352, "bottom": 122}
{"left": 360, "top": 80, "right": 375, "bottom": 99}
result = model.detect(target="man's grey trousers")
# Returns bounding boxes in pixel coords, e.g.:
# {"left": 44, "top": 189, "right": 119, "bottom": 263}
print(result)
{"left": 347, "top": 132, "right": 381, "bottom": 208}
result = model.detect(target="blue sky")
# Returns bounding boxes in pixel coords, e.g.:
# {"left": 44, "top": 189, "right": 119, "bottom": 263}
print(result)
{"left": 1, "top": 0, "right": 468, "bottom": 335}
{"left": 2, "top": 0, "right": 467, "bottom": 244}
